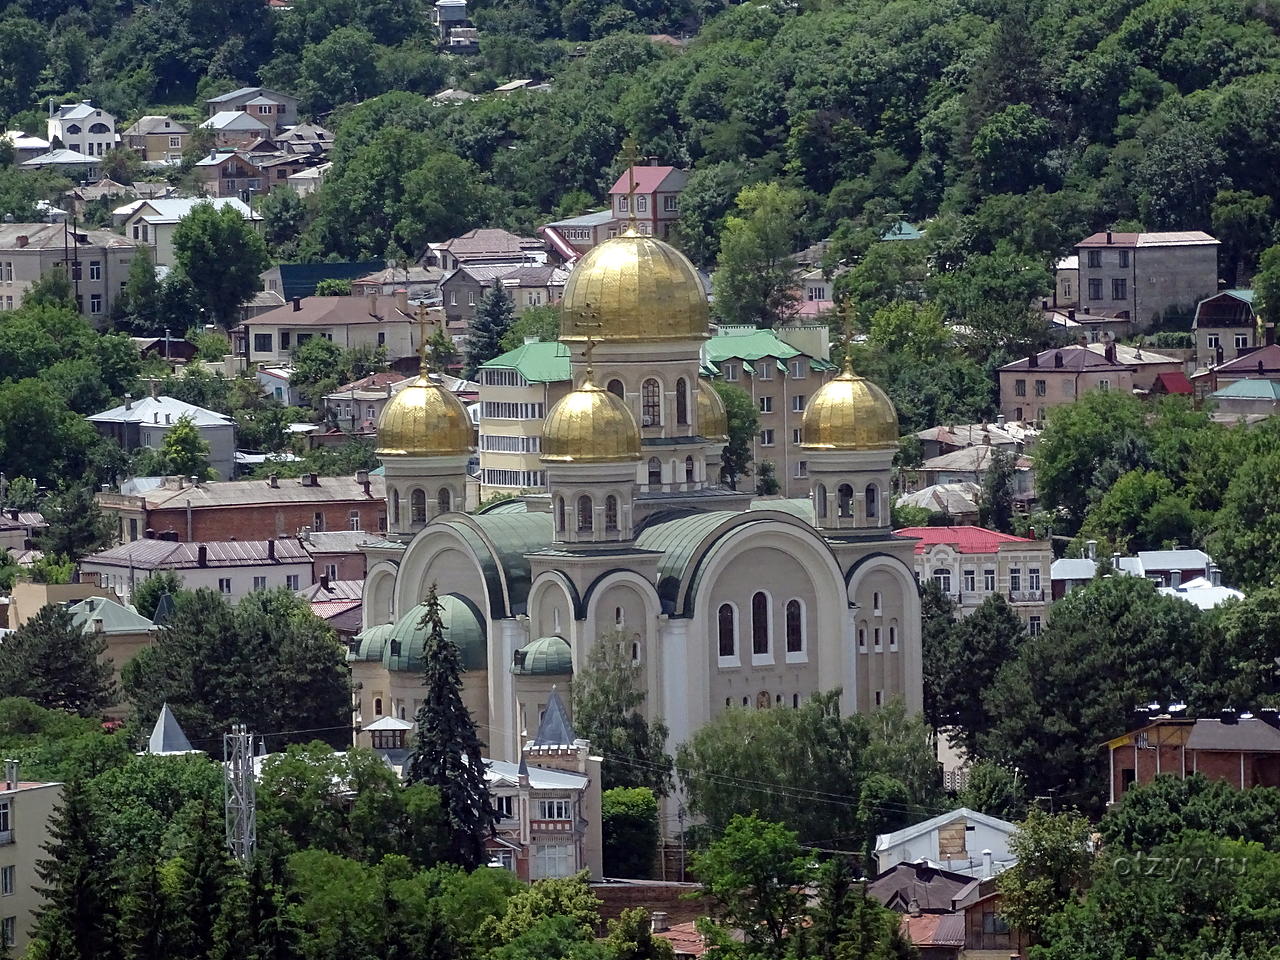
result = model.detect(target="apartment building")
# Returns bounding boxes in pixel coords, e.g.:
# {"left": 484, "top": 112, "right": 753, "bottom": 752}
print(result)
{"left": 476, "top": 340, "right": 573, "bottom": 496}
{"left": 0, "top": 223, "right": 138, "bottom": 320}
{"left": 87, "top": 395, "right": 237, "bottom": 479}
{"left": 896, "top": 525, "right": 1053, "bottom": 634}
{"left": 705, "top": 326, "right": 837, "bottom": 497}
{"left": 46, "top": 101, "right": 117, "bottom": 157}
{"left": 0, "top": 773, "right": 62, "bottom": 955}
{"left": 1075, "top": 230, "right": 1219, "bottom": 329}
{"left": 997, "top": 344, "right": 1135, "bottom": 423}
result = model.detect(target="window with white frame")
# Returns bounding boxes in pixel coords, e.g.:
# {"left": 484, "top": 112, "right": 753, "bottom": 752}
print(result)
{"left": 1235, "top": 334, "right": 1249, "bottom": 350}
{"left": 531, "top": 842, "right": 575, "bottom": 879}
{"left": 0, "top": 262, "right": 11, "bottom": 281}
{"left": 1, "top": 917, "right": 12, "bottom": 947}
{"left": 636, "top": 196, "right": 648, "bottom": 212}
{"left": 751, "top": 591, "right": 770, "bottom": 658}
{"left": 286, "top": 574, "right": 299, "bottom": 590}
{"left": 963, "top": 569, "right": 975, "bottom": 592}
{"left": 983, "top": 569, "right": 996, "bottom": 591}
{"left": 857, "top": 624, "right": 867, "bottom": 651}
{"left": 873, "top": 626, "right": 882, "bottom": 651}
{"left": 325, "top": 563, "right": 338, "bottom": 581}
{"left": 758, "top": 396, "right": 773, "bottom": 413}
{"left": 1010, "top": 568, "right": 1021, "bottom": 592}
{"left": 790, "top": 359, "right": 806, "bottom": 378}
{"left": 218, "top": 578, "right": 232, "bottom": 594}
{"left": 88, "top": 260, "right": 101, "bottom": 280}
{"left": 169, "top": 136, "right": 182, "bottom": 148}
{"left": 717, "top": 603, "right": 737, "bottom": 661}
{"left": 794, "top": 460, "right": 807, "bottom": 478}
{"left": 1028, "top": 567, "right": 1041, "bottom": 592}
{"left": 1028, "top": 616, "right": 1042, "bottom": 636}
{"left": 791, "top": 394, "right": 805, "bottom": 412}
{"left": 792, "top": 428, "right": 802, "bottom": 444}
{"left": 1207, "top": 334, "right": 1220, "bottom": 349}
{"left": 933, "top": 569, "right": 951, "bottom": 593}
{"left": 0, "top": 866, "right": 12, "bottom": 896}
{"left": 90, "top": 294, "right": 102, "bottom": 314}
{"left": 539, "top": 799, "right": 572, "bottom": 820}
{"left": 759, "top": 429, "right": 774, "bottom": 446}
{"left": 888, "top": 625, "right": 898, "bottom": 651}
{"left": 663, "top": 195, "right": 678, "bottom": 211}
{"left": 722, "top": 362, "right": 738, "bottom": 381}
{"left": 0, "top": 801, "right": 9, "bottom": 840}
{"left": 252, "top": 576, "right": 267, "bottom": 591}
{"left": 757, "top": 361, "right": 773, "bottom": 381}
{"left": 349, "top": 510, "right": 361, "bottom": 530}
{"left": 494, "top": 795, "right": 514, "bottom": 819}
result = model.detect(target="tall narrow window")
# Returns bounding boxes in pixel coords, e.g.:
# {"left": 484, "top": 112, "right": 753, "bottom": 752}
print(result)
{"left": 556, "top": 496, "right": 566, "bottom": 532}
{"left": 390, "top": 486, "right": 400, "bottom": 526}
{"left": 684, "top": 456, "right": 695, "bottom": 483}
{"left": 752, "top": 592, "right": 769, "bottom": 655}
{"left": 604, "top": 495, "right": 619, "bottom": 531}
{"left": 577, "top": 495, "right": 593, "bottom": 532}
{"left": 785, "top": 599, "right": 802, "bottom": 653}
{"left": 642, "top": 378, "right": 661, "bottom": 426}
{"left": 717, "top": 604, "right": 735, "bottom": 658}
{"left": 438, "top": 488, "right": 451, "bottom": 513}
{"left": 865, "top": 484, "right": 878, "bottom": 520}
{"left": 411, "top": 489, "right": 426, "bottom": 524}
{"left": 815, "top": 483, "right": 827, "bottom": 518}
{"left": 675, "top": 377, "right": 689, "bottom": 424}
{"left": 838, "top": 484, "right": 854, "bottom": 518}
{"left": 647, "top": 457, "right": 662, "bottom": 486}
{"left": 607, "top": 379, "right": 624, "bottom": 398}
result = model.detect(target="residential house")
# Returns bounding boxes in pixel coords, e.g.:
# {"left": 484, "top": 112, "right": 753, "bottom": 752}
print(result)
{"left": 66, "top": 597, "right": 157, "bottom": 717}
{"left": 296, "top": 577, "right": 363, "bottom": 642}
{"left": 1086, "top": 339, "right": 1184, "bottom": 392}
{"left": 953, "top": 875, "right": 1027, "bottom": 958}
{"left": 0, "top": 510, "right": 45, "bottom": 554}
{"left": 912, "top": 447, "right": 1035, "bottom": 503}
{"left": 1204, "top": 342, "right": 1280, "bottom": 394}
{"left": 895, "top": 482, "right": 982, "bottom": 525}
{"left": 997, "top": 344, "right": 1135, "bottom": 423}
{"left": 874, "top": 862, "right": 1027, "bottom": 960}
{"left": 298, "top": 527, "right": 371, "bottom": 584}
{"left": 501, "top": 264, "right": 568, "bottom": 313}
{"left": 286, "top": 160, "right": 331, "bottom": 196}
{"left": 1209, "top": 378, "right": 1280, "bottom": 416}
{"left": 1075, "top": 230, "right": 1219, "bottom": 329}
{"left": 242, "top": 290, "right": 287, "bottom": 323}
{"left": 255, "top": 153, "right": 325, "bottom": 193}
{"left": 0, "top": 772, "right": 63, "bottom": 955}
{"left": 539, "top": 209, "right": 614, "bottom": 261}
{"left": 19, "top": 149, "right": 100, "bottom": 182}
{"left": 351, "top": 265, "right": 443, "bottom": 300}
{"left": 278, "top": 122, "right": 334, "bottom": 156}
{"left": 0, "top": 223, "right": 138, "bottom": 319}
{"left": 1158, "top": 576, "right": 1245, "bottom": 611}
{"left": 793, "top": 267, "right": 836, "bottom": 319}
{"left": 868, "top": 861, "right": 976, "bottom": 914}
{"left": 1, "top": 131, "right": 50, "bottom": 163}
{"left": 3, "top": 582, "right": 120, "bottom": 630}
{"left": 65, "top": 178, "right": 171, "bottom": 221}
{"left": 477, "top": 340, "right": 572, "bottom": 495}
{"left": 95, "top": 471, "right": 386, "bottom": 543}
{"left": 432, "top": 0, "right": 470, "bottom": 42}
{"left": 193, "top": 150, "right": 265, "bottom": 198}
{"left": 896, "top": 525, "right": 1053, "bottom": 634}
{"left": 898, "top": 914, "right": 967, "bottom": 960}
{"left": 238, "top": 293, "right": 420, "bottom": 369}
{"left": 204, "top": 87, "right": 299, "bottom": 132}
{"left": 260, "top": 260, "right": 386, "bottom": 301}
{"left": 87, "top": 395, "right": 237, "bottom": 479}
{"left": 121, "top": 197, "right": 260, "bottom": 268}
{"left": 80, "top": 537, "right": 314, "bottom": 605}
{"left": 912, "top": 422, "right": 1030, "bottom": 462}
{"left": 608, "top": 165, "right": 687, "bottom": 239}
{"left": 200, "top": 111, "right": 271, "bottom": 149}
{"left": 324, "top": 371, "right": 408, "bottom": 434}
{"left": 874, "top": 808, "right": 1018, "bottom": 877}
{"left": 1193, "top": 289, "right": 1267, "bottom": 367}
{"left": 1050, "top": 545, "right": 1225, "bottom": 599}
{"left": 440, "top": 264, "right": 501, "bottom": 335}
{"left": 1043, "top": 304, "right": 1134, "bottom": 344}
{"left": 121, "top": 116, "right": 189, "bottom": 162}
{"left": 1054, "top": 254, "right": 1078, "bottom": 307}
{"left": 46, "top": 102, "right": 118, "bottom": 157}
{"left": 427, "top": 228, "right": 545, "bottom": 272}
{"left": 1105, "top": 709, "right": 1280, "bottom": 803}
{"left": 705, "top": 325, "right": 838, "bottom": 496}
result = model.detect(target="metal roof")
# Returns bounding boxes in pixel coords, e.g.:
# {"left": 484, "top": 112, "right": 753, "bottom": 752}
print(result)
{"left": 1211, "top": 378, "right": 1280, "bottom": 400}
{"left": 85, "top": 538, "right": 312, "bottom": 569}
{"left": 88, "top": 395, "right": 233, "bottom": 427}
{"left": 532, "top": 687, "right": 576, "bottom": 746}
{"left": 1186, "top": 718, "right": 1280, "bottom": 752}
{"left": 894, "top": 525, "right": 1036, "bottom": 555}
{"left": 68, "top": 596, "right": 156, "bottom": 635}
{"left": 382, "top": 593, "right": 487, "bottom": 672}
{"left": 512, "top": 635, "right": 573, "bottom": 676}
{"left": 705, "top": 329, "right": 802, "bottom": 364}
{"left": 481, "top": 340, "right": 570, "bottom": 382}
{"left": 635, "top": 510, "right": 739, "bottom": 607}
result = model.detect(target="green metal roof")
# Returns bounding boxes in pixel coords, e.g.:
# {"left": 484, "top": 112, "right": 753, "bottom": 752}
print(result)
{"left": 749, "top": 498, "right": 816, "bottom": 522}
{"left": 478, "top": 497, "right": 528, "bottom": 514}
{"left": 351, "top": 622, "right": 393, "bottom": 662}
{"left": 375, "top": 594, "right": 487, "bottom": 672}
{"left": 1211, "top": 378, "right": 1280, "bottom": 399}
{"left": 881, "top": 220, "right": 923, "bottom": 241}
{"left": 439, "top": 508, "right": 553, "bottom": 617}
{"left": 480, "top": 341, "right": 571, "bottom": 383}
{"left": 69, "top": 596, "right": 156, "bottom": 635}
{"left": 636, "top": 510, "right": 739, "bottom": 607}
{"left": 512, "top": 635, "right": 573, "bottom": 676}
{"left": 706, "top": 330, "right": 801, "bottom": 365}
{"left": 1224, "top": 289, "right": 1256, "bottom": 304}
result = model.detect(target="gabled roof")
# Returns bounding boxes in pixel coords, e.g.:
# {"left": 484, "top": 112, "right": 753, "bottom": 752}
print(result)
{"left": 1078, "top": 231, "right": 1217, "bottom": 248}
{"left": 919, "top": 446, "right": 1031, "bottom": 473}
{"left": 881, "top": 220, "right": 923, "bottom": 242}
{"left": 1185, "top": 718, "right": 1280, "bottom": 752}
{"left": 245, "top": 294, "right": 413, "bottom": 328}
{"left": 894, "top": 525, "right": 1036, "bottom": 555}
{"left": 84, "top": 538, "right": 312, "bottom": 571}
{"left": 68, "top": 596, "right": 156, "bottom": 635}
{"left": 896, "top": 482, "right": 981, "bottom": 516}
{"left": 297, "top": 578, "right": 364, "bottom": 601}
{"left": 206, "top": 86, "right": 297, "bottom": 105}
{"left": 1211, "top": 378, "right": 1280, "bottom": 400}
{"left": 130, "top": 197, "right": 258, "bottom": 224}
{"left": 868, "top": 861, "right": 976, "bottom": 914}
{"left": 875, "top": 807, "right": 1018, "bottom": 854}
{"left": 201, "top": 111, "right": 271, "bottom": 132}
{"left": 1085, "top": 342, "right": 1179, "bottom": 366}
{"left": 1152, "top": 371, "right": 1193, "bottom": 395}
{"left": 88, "top": 395, "right": 233, "bottom": 428}
{"left": 268, "top": 260, "right": 385, "bottom": 300}
{"left": 608, "top": 165, "right": 685, "bottom": 195}
{"left": 147, "top": 703, "right": 196, "bottom": 755}
{"left": 1215, "top": 343, "right": 1280, "bottom": 373}
{"left": 21, "top": 149, "right": 99, "bottom": 167}
{"left": 545, "top": 209, "right": 613, "bottom": 228}
{"left": 2, "top": 131, "right": 50, "bottom": 150}
{"left": 52, "top": 102, "right": 105, "bottom": 121}
{"left": 438, "top": 228, "right": 542, "bottom": 257}
{"left": 705, "top": 329, "right": 802, "bottom": 365}
{"left": 1000, "top": 345, "right": 1133, "bottom": 372}
{"left": 481, "top": 340, "right": 570, "bottom": 383}
{"left": 531, "top": 686, "right": 577, "bottom": 746}
{"left": 900, "top": 914, "right": 966, "bottom": 949}
{"left": 123, "top": 116, "right": 189, "bottom": 136}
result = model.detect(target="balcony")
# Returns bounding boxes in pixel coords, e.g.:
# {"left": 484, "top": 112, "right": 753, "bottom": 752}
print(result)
{"left": 1007, "top": 590, "right": 1045, "bottom": 604}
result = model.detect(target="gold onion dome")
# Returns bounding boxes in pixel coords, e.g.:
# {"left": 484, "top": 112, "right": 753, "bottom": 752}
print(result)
{"left": 375, "top": 374, "right": 473, "bottom": 457}
{"left": 541, "top": 375, "right": 642, "bottom": 463}
{"left": 560, "top": 231, "right": 709, "bottom": 342}
{"left": 801, "top": 357, "right": 899, "bottom": 450}
{"left": 697, "top": 378, "right": 728, "bottom": 440}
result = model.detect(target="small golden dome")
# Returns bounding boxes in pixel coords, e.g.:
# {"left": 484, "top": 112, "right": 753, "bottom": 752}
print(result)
{"left": 541, "top": 377, "right": 641, "bottom": 463}
{"left": 801, "top": 360, "right": 899, "bottom": 450}
{"left": 375, "top": 374, "right": 473, "bottom": 457}
{"left": 697, "top": 378, "right": 728, "bottom": 440}
{"left": 561, "top": 231, "right": 709, "bottom": 342}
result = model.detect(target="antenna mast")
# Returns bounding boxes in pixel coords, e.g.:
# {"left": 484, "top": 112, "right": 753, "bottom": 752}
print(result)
{"left": 223, "top": 724, "right": 257, "bottom": 863}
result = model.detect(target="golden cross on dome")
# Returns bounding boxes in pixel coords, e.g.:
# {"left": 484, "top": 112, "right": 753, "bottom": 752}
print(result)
{"left": 837, "top": 296, "right": 856, "bottom": 375}
{"left": 579, "top": 305, "right": 603, "bottom": 381}
{"left": 414, "top": 302, "right": 436, "bottom": 376}
{"left": 621, "top": 136, "right": 640, "bottom": 231}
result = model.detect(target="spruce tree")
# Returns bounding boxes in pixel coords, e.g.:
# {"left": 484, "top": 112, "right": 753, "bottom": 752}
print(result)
{"left": 404, "top": 584, "right": 496, "bottom": 870}
{"left": 31, "top": 779, "right": 118, "bottom": 960}
{"left": 243, "top": 852, "right": 303, "bottom": 960}
{"left": 0, "top": 603, "right": 116, "bottom": 716}
{"left": 463, "top": 284, "right": 515, "bottom": 379}
{"left": 117, "top": 859, "right": 173, "bottom": 960}
{"left": 171, "top": 800, "right": 237, "bottom": 959}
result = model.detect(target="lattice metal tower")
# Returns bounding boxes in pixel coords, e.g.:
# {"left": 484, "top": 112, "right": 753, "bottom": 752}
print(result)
{"left": 223, "top": 724, "right": 257, "bottom": 863}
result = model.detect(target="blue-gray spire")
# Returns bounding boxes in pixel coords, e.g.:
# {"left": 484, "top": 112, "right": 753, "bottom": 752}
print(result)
{"left": 532, "top": 686, "right": 576, "bottom": 747}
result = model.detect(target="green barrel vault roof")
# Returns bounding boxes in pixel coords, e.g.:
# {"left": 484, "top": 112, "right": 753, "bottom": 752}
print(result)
{"left": 439, "top": 507, "right": 553, "bottom": 617}
{"left": 480, "top": 340, "right": 571, "bottom": 383}
{"left": 381, "top": 594, "right": 487, "bottom": 672}
{"left": 635, "top": 510, "right": 739, "bottom": 608}
{"left": 512, "top": 635, "right": 573, "bottom": 676}
{"left": 350, "top": 622, "right": 393, "bottom": 663}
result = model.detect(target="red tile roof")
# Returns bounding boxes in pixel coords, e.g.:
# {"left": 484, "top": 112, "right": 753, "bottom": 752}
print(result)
{"left": 900, "top": 913, "right": 966, "bottom": 948}
{"left": 653, "top": 922, "right": 708, "bottom": 957}
{"left": 1153, "top": 371, "right": 1193, "bottom": 395}
{"left": 609, "top": 165, "right": 682, "bottom": 195}
{"left": 894, "top": 525, "right": 1035, "bottom": 555}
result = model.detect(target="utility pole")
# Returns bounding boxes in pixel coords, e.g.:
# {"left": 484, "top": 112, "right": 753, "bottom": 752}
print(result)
{"left": 223, "top": 724, "right": 257, "bottom": 863}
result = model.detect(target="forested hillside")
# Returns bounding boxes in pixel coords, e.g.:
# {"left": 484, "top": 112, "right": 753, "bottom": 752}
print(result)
{"left": 4, "top": 0, "right": 1280, "bottom": 279}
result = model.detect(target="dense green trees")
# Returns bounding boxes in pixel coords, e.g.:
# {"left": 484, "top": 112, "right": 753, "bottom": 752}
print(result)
{"left": 0, "top": 605, "right": 115, "bottom": 717}
{"left": 600, "top": 787, "right": 658, "bottom": 879}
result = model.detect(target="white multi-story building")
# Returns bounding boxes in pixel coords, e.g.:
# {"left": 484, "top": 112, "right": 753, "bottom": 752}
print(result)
{"left": 0, "top": 770, "right": 62, "bottom": 955}
{"left": 46, "top": 101, "right": 117, "bottom": 157}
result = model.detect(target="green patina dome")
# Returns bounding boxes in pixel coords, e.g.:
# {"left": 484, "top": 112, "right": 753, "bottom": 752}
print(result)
{"left": 351, "top": 595, "right": 487, "bottom": 672}
{"left": 511, "top": 635, "right": 573, "bottom": 676}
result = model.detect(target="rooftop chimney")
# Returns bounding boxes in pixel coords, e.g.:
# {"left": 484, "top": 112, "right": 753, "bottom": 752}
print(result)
{"left": 996, "top": 413, "right": 1006, "bottom": 426}
{"left": 267, "top": 539, "right": 275, "bottom": 560}
{"left": 319, "top": 572, "right": 330, "bottom": 590}
{"left": 367, "top": 292, "right": 378, "bottom": 318}
{"left": 1171, "top": 568, "right": 1182, "bottom": 588}
{"left": 982, "top": 849, "right": 993, "bottom": 878}
{"left": 292, "top": 296, "right": 301, "bottom": 311}
{"left": 1209, "top": 562, "right": 1222, "bottom": 587}
{"left": 1067, "top": 308, "right": 1076, "bottom": 322}
{"left": 123, "top": 393, "right": 132, "bottom": 410}
{"left": 1054, "top": 351, "right": 1064, "bottom": 368}
{"left": 395, "top": 288, "right": 408, "bottom": 313}
{"left": 650, "top": 912, "right": 669, "bottom": 934}
{"left": 197, "top": 544, "right": 208, "bottom": 566}
{"left": 907, "top": 897, "right": 922, "bottom": 918}
{"left": 1106, "top": 230, "right": 1113, "bottom": 244}
{"left": 1027, "top": 353, "right": 1038, "bottom": 368}
{"left": 15, "top": 236, "right": 26, "bottom": 248}
{"left": 3, "top": 760, "right": 17, "bottom": 791}
{"left": 1086, "top": 539, "right": 1097, "bottom": 560}
{"left": 267, "top": 473, "right": 278, "bottom": 488}
{"left": 1105, "top": 341, "right": 1117, "bottom": 363}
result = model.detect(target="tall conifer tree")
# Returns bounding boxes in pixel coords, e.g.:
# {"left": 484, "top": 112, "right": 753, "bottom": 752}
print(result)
{"left": 405, "top": 584, "right": 496, "bottom": 870}
{"left": 463, "top": 284, "right": 515, "bottom": 379}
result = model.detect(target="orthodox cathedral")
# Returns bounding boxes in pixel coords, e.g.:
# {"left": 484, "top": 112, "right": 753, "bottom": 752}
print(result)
{"left": 350, "top": 228, "right": 923, "bottom": 776}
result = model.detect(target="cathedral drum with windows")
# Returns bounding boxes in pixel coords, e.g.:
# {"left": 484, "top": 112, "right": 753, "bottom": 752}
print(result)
{"left": 352, "top": 228, "right": 923, "bottom": 802}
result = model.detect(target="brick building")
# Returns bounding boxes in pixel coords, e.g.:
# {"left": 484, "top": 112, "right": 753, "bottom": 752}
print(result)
{"left": 95, "top": 471, "right": 386, "bottom": 543}
{"left": 1105, "top": 710, "right": 1280, "bottom": 804}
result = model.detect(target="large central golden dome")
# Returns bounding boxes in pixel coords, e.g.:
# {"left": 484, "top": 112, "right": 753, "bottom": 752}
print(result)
{"left": 560, "top": 231, "right": 709, "bottom": 342}
{"left": 801, "top": 359, "right": 899, "bottom": 450}
{"left": 376, "top": 374, "right": 473, "bottom": 457}
{"left": 697, "top": 378, "right": 728, "bottom": 440}
{"left": 541, "top": 376, "right": 641, "bottom": 463}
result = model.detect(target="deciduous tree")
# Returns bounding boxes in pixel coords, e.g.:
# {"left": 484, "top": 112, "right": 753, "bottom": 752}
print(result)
{"left": 172, "top": 202, "right": 270, "bottom": 327}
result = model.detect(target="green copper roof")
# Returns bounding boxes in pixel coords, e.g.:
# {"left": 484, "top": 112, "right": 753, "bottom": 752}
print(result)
{"left": 636, "top": 510, "right": 739, "bottom": 607}
{"left": 1211, "top": 378, "right": 1280, "bottom": 399}
{"left": 512, "top": 635, "right": 573, "bottom": 676}
{"left": 1224, "top": 289, "right": 1256, "bottom": 305}
{"left": 69, "top": 596, "right": 156, "bottom": 635}
{"left": 881, "top": 220, "right": 923, "bottom": 241}
{"left": 379, "top": 594, "right": 487, "bottom": 672}
{"left": 480, "top": 340, "right": 571, "bottom": 383}
{"left": 439, "top": 507, "right": 553, "bottom": 617}
{"left": 351, "top": 622, "right": 393, "bottom": 662}
{"left": 706, "top": 330, "right": 801, "bottom": 365}
{"left": 749, "top": 497, "right": 816, "bottom": 522}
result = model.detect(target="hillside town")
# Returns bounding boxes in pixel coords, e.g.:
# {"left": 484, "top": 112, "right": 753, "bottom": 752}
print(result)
{"left": 1, "top": 1, "right": 1280, "bottom": 959}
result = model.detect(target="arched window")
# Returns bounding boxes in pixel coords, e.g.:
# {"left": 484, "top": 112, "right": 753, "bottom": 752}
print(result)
{"left": 390, "top": 486, "right": 400, "bottom": 526}
{"left": 604, "top": 495, "right": 619, "bottom": 531}
{"left": 614, "top": 606, "right": 624, "bottom": 627}
{"left": 751, "top": 592, "right": 769, "bottom": 655}
{"left": 67, "top": 123, "right": 81, "bottom": 135}
{"left": 873, "top": 592, "right": 882, "bottom": 615}
{"left": 577, "top": 495, "right": 593, "bottom": 532}
{"left": 815, "top": 483, "right": 827, "bottom": 519}
{"left": 865, "top": 484, "right": 878, "bottom": 520}
{"left": 675, "top": 377, "right": 689, "bottom": 424}
{"left": 837, "top": 484, "right": 854, "bottom": 518}
{"left": 684, "top": 456, "right": 695, "bottom": 483}
{"left": 858, "top": 625, "right": 867, "bottom": 650}
{"left": 438, "top": 488, "right": 452, "bottom": 513}
{"left": 647, "top": 457, "right": 662, "bottom": 487}
{"left": 556, "top": 496, "right": 566, "bottom": 532}
{"left": 411, "top": 489, "right": 426, "bottom": 524}
{"left": 717, "top": 604, "right": 735, "bottom": 658}
{"left": 786, "top": 599, "right": 803, "bottom": 653}
{"left": 889, "top": 625, "right": 899, "bottom": 651}
{"left": 792, "top": 693, "right": 799, "bottom": 708}
{"left": 933, "top": 569, "right": 952, "bottom": 593}
{"left": 373, "top": 697, "right": 383, "bottom": 716}
{"left": 607, "top": 379, "right": 624, "bottom": 398}
{"left": 398, "top": 704, "right": 406, "bottom": 720}
{"left": 642, "top": 378, "right": 661, "bottom": 426}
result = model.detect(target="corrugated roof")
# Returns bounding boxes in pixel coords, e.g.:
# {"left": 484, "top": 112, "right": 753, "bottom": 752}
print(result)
{"left": 1211, "top": 378, "right": 1280, "bottom": 399}
{"left": 440, "top": 228, "right": 541, "bottom": 257}
{"left": 920, "top": 447, "right": 1031, "bottom": 473}
{"left": 1186, "top": 718, "right": 1280, "bottom": 752}
{"left": 1000, "top": 345, "right": 1133, "bottom": 372}
{"left": 88, "top": 395, "right": 233, "bottom": 427}
{"left": 297, "top": 579, "right": 364, "bottom": 601}
{"left": 546, "top": 209, "right": 614, "bottom": 228}
{"left": 0, "top": 223, "right": 136, "bottom": 251}
{"left": 894, "top": 525, "right": 1035, "bottom": 555}
{"left": 68, "top": 596, "right": 156, "bottom": 635}
{"left": 85, "top": 538, "right": 312, "bottom": 569}
{"left": 480, "top": 341, "right": 570, "bottom": 382}
{"left": 202, "top": 111, "right": 270, "bottom": 131}
{"left": 900, "top": 913, "right": 966, "bottom": 948}
{"left": 133, "top": 197, "right": 257, "bottom": 224}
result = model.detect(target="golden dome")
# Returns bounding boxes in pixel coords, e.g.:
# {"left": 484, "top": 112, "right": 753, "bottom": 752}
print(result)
{"left": 561, "top": 231, "right": 709, "bottom": 342}
{"left": 541, "top": 377, "right": 641, "bottom": 463}
{"left": 375, "top": 374, "right": 473, "bottom": 457}
{"left": 697, "top": 378, "right": 728, "bottom": 440}
{"left": 801, "top": 360, "right": 899, "bottom": 450}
